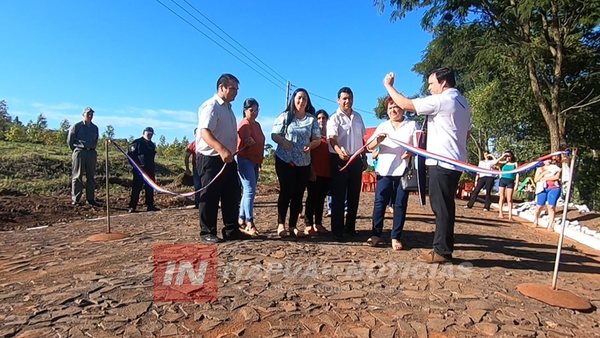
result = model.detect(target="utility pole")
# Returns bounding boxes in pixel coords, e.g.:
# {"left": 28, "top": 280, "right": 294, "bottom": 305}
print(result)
{"left": 285, "top": 81, "right": 291, "bottom": 107}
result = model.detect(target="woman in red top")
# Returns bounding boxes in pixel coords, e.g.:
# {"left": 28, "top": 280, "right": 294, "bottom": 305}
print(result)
{"left": 237, "top": 98, "right": 266, "bottom": 236}
{"left": 304, "top": 109, "right": 331, "bottom": 235}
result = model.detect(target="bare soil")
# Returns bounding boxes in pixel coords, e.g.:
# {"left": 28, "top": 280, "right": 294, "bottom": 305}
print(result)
{"left": 1, "top": 189, "right": 599, "bottom": 337}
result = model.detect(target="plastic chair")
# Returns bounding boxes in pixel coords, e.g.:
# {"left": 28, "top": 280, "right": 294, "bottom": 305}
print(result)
{"left": 361, "top": 172, "right": 377, "bottom": 192}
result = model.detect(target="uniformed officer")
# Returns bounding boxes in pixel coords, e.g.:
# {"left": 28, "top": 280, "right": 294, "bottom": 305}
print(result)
{"left": 127, "top": 127, "right": 160, "bottom": 213}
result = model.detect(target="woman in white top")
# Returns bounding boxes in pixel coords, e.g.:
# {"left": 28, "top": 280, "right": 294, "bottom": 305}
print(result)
{"left": 366, "top": 97, "right": 416, "bottom": 250}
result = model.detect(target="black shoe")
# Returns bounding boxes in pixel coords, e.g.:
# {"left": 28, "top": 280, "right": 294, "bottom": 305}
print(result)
{"left": 147, "top": 206, "right": 161, "bottom": 212}
{"left": 87, "top": 200, "right": 101, "bottom": 207}
{"left": 222, "top": 228, "right": 249, "bottom": 241}
{"left": 345, "top": 229, "right": 359, "bottom": 237}
{"left": 333, "top": 234, "right": 345, "bottom": 242}
{"left": 128, "top": 207, "right": 136, "bottom": 213}
{"left": 201, "top": 234, "right": 222, "bottom": 243}
{"left": 193, "top": 204, "right": 199, "bottom": 209}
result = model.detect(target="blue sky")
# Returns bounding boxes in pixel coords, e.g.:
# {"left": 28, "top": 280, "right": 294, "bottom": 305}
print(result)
{"left": 0, "top": 0, "right": 431, "bottom": 143}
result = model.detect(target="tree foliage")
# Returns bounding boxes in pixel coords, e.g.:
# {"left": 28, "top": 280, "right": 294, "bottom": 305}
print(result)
{"left": 376, "top": 0, "right": 600, "bottom": 208}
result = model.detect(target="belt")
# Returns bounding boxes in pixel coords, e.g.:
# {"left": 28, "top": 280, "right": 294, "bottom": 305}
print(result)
{"left": 76, "top": 147, "right": 95, "bottom": 151}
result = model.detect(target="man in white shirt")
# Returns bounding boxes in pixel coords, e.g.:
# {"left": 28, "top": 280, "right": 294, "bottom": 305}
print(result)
{"left": 327, "top": 87, "right": 366, "bottom": 242}
{"left": 384, "top": 67, "right": 472, "bottom": 263}
{"left": 196, "top": 73, "right": 244, "bottom": 243}
{"left": 465, "top": 152, "right": 500, "bottom": 211}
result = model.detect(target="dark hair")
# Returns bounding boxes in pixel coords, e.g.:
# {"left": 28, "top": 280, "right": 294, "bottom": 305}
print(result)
{"left": 286, "top": 88, "right": 315, "bottom": 115}
{"left": 315, "top": 109, "right": 329, "bottom": 119}
{"left": 242, "top": 98, "right": 259, "bottom": 118}
{"left": 429, "top": 67, "right": 456, "bottom": 88}
{"left": 216, "top": 73, "right": 239, "bottom": 89}
{"left": 337, "top": 86, "right": 353, "bottom": 99}
{"left": 505, "top": 150, "right": 517, "bottom": 162}
{"left": 385, "top": 96, "right": 395, "bottom": 106}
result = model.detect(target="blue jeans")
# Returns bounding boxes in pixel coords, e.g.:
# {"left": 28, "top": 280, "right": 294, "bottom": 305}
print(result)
{"left": 237, "top": 156, "right": 259, "bottom": 222}
{"left": 371, "top": 175, "right": 409, "bottom": 239}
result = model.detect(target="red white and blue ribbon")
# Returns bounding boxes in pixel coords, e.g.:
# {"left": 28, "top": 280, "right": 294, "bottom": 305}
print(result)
{"left": 340, "top": 133, "right": 568, "bottom": 175}
{"left": 110, "top": 140, "right": 236, "bottom": 198}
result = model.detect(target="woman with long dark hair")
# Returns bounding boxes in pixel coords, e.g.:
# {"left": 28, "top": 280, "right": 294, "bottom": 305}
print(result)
{"left": 271, "top": 88, "right": 321, "bottom": 237}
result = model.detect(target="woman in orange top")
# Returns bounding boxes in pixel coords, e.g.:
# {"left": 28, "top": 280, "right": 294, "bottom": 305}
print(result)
{"left": 237, "top": 98, "right": 266, "bottom": 236}
{"left": 304, "top": 109, "right": 331, "bottom": 235}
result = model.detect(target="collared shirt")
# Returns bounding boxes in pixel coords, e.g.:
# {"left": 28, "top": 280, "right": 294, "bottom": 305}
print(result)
{"left": 373, "top": 120, "right": 416, "bottom": 176}
{"left": 412, "top": 88, "right": 471, "bottom": 170}
{"left": 67, "top": 121, "right": 99, "bottom": 151}
{"left": 326, "top": 108, "right": 366, "bottom": 155}
{"left": 271, "top": 112, "right": 321, "bottom": 167}
{"left": 478, "top": 159, "right": 496, "bottom": 178}
{"left": 196, "top": 94, "right": 238, "bottom": 156}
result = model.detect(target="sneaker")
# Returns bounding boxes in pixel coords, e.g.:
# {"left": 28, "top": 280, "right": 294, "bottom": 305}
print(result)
{"left": 147, "top": 206, "right": 161, "bottom": 212}
{"left": 87, "top": 200, "right": 101, "bottom": 207}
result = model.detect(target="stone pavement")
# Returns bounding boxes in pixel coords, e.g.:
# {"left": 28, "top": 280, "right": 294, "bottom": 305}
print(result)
{"left": 1, "top": 194, "right": 599, "bottom": 337}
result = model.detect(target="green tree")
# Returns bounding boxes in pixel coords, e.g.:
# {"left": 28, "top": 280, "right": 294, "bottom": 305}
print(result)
{"left": 376, "top": 0, "right": 600, "bottom": 152}
{"left": 5, "top": 124, "right": 27, "bottom": 142}
{"left": 0, "top": 100, "right": 11, "bottom": 140}
{"left": 102, "top": 125, "right": 115, "bottom": 139}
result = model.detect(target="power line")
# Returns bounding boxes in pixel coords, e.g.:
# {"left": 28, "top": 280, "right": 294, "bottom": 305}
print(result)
{"left": 179, "top": 0, "right": 288, "bottom": 84}
{"left": 291, "top": 84, "right": 373, "bottom": 116}
{"left": 154, "top": 0, "right": 286, "bottom": 91}
{"left": 168, "top": 0, "right": 287, "bottom": 87}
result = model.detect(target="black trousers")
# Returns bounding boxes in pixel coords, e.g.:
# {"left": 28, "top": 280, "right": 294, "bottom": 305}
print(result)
{"left": 329, "top": 154, "right": 362, "bottom": 238}
{"left": 275, "top": 156, "right": 311, "bottom": 229}
{"left": 198, "top": 155, "right": 241, "bottom": 238}
{"left": 466, "top": 176, "right": 495, "bottom": 210}
{"left": 305, "top": 176, "right": 330, "bottom": 227}
{"left": 129, "top": 169, "right": 154, "bottom": 208}
{"left": 428, "top": 165, "right": 462, "bottom": 257}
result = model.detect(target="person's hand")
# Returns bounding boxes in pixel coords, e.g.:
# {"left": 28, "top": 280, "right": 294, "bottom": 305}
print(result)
{"left": 219, "top": 149, "right": 234, "bottom": 163}
{"left": 245, "top": 137, "right": 256, "bottom": 147}
{"left": 303, "top": 145, "right": 311, "bottom": 153}
{"left": 337, "top": 147, "right": 349, "bottom": 161}
{"left": 376, "top": 133, "right": 387, "bottom": 143}
{"left": 384, "top": 72, "right": 395, "bottom": 87}
{"left": 400, "top": 151, "right": 411, "bottom": 159}
{"left": 281, "top": 139, "right": 293, "bottom": 151}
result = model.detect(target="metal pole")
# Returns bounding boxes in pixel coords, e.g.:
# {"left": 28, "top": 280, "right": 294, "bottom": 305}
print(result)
{"left": 105, "top": 139, "right": 111, "bottom": 234}
{"left": 551, "top": 149, "right": 578, "bottom": 289}
{"left": 285, "top": 81, "right": 291, "bottom": 107}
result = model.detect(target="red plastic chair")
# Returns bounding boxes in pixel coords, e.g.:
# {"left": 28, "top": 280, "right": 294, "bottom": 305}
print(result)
{"left": 362, "top": 172, "right": 377, "bottom": 192}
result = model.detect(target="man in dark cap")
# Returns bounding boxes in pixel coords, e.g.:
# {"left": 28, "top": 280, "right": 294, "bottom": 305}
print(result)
{"left": 128, "top": 127, "right": 160, "bottom": 212}
{"left": 67, "top": 106, "right": 99, "bottom": 206}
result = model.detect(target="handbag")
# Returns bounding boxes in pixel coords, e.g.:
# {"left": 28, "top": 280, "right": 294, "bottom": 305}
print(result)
{"left": 401, "top": 157, "right": 418, "bottom": 191}
{"left": 360, "top": 152, "right": 369, "bottom": 172}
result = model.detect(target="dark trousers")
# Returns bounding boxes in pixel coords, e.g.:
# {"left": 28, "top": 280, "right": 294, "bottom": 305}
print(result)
{"left": 466, "top": 176, "right": 495, "bottom": 210}
{"left": 330, "top": 154, "right": 362, "bottom": 237}
{"left": 71, "top": 149, "right": 97, "bottom": 203}
{"left": 129, "top": 169, "right": 154, "bottom": 209}
{"left": 192, "top": 168, "right": 202, "bottom": 207}
{"left": 198, "top": 155, "right": 241, "bottom": 238}
{"left": 428, "top": 165, "right": 462, "bottom": 257}
{"left": 275, "top": 156, "right": 311, "bottom": 229}
{"left": 372, "top": 176, "right": 409, "bottom": 239}
{"left": 305, "top": 176, "right": 330, "bottom": 227}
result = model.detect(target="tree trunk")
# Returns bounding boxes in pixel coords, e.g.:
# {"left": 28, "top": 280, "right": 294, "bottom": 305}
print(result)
{"left": 526, "top": 61, "right": 561, "bottom": 152}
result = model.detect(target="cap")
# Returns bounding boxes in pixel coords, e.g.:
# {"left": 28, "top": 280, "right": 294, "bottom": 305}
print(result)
{"left": 83, "top": 107, "right": 94, "bottom": 114}
{"left": 143, "top": 127, "right": 154, "bottom": 133}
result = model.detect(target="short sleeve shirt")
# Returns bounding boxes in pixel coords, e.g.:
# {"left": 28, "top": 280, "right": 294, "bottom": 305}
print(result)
{"left": 271, "top": 112, "right": 320, "bottom": 166}
{"left": 196, "top": 94, "right": 237, "bottom": 156}
{"left": 326, "top": 108, "right": 366, "bottom": 155}
{"left": 412, "top": 88, "right": 471, "bottom": 170}
{"left": 373, "top": 120, "right": 416, "bottom": 176}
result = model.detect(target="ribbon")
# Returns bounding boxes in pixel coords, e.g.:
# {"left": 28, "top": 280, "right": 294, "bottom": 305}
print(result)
{"left": 110, "top": 140, "right": 243, "bottom": 198}
{"left": 339, "top": 133, "right": 567, "bottom": 176}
